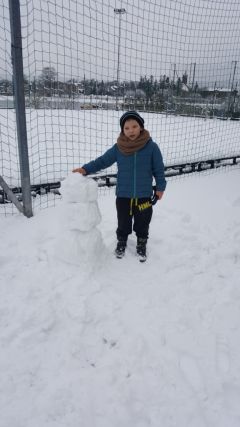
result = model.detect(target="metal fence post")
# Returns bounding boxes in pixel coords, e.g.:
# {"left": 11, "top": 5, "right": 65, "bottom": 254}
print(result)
{"left": 8, "top": 0, "right": 33, "bottom": 217}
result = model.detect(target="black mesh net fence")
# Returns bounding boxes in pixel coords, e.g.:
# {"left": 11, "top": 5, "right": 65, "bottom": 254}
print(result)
{"left": 1, "top": 0, "right": 240, "bottom": 214}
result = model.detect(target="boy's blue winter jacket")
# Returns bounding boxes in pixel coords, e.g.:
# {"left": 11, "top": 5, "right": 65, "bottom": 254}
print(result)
{"left": 82, "top": 139, "right": 166, "bottom": 198}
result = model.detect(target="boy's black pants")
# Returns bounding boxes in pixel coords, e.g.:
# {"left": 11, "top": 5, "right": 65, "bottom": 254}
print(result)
{"left": 116, "top": 197, "right": 153, "bottom": 241}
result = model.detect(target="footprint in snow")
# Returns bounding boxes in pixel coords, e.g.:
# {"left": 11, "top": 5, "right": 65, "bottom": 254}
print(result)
{"left": 216, "top": 337, "right": 230, "bottom": 376}
{"left": 232, "top": 196, "right": 240, "bottom": 207}
{"left": 179, "top": 354, "right": 207, "bottom": 399}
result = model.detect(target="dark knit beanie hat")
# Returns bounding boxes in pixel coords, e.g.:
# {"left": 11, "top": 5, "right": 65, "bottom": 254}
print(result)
{"left": 120, "top": 111, "right": 144, "bottom": 131}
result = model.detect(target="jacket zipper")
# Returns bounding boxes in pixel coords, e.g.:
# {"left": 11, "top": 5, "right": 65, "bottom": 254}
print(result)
{"left": 133, "top": 152, "right": 137, "bottom": 197}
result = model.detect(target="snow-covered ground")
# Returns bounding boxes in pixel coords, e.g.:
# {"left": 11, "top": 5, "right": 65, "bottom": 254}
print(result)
{"left": 0, "top": 167, "right": 240, "bottom": 427}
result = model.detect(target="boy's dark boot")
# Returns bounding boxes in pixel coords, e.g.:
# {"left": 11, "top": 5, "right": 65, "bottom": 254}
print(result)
{"left": 115, "top": 238, "right": 127, "bottom": 259}
{"left": 136, "top": 237, "right": 147, "bottom": 262}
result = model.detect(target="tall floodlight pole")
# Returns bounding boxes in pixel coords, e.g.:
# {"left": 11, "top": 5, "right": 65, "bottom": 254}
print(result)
{"left": 114, "top": 8, "right": 126, "bottom": 110}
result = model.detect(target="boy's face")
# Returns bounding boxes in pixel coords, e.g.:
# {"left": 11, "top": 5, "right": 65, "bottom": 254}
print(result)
{"left": 123, "top": 119, "right": 142, "bottom": 141}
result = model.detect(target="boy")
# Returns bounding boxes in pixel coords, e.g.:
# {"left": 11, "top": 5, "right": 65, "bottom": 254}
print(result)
{"left": 73, "top": 111, "right": 166, "bottom": 262}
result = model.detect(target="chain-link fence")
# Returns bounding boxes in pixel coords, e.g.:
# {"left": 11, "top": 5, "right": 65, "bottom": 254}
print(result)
{"left": 1, "top": 0, "right": 240, "bottom": 215}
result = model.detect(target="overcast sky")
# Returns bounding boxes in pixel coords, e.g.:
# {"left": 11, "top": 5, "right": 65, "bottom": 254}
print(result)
{"left": 1, "top": 0, "right": 240, "bottom": 87}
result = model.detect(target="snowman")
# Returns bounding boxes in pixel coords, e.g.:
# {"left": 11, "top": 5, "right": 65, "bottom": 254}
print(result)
{"left": 56, "top": 173, "right": 105, "bottom": 270}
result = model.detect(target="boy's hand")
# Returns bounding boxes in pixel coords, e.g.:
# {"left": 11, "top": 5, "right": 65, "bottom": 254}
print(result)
{"left": 156, "top": 191, "right": 164, "bottom": 200}
{"left": 72, "top": 167, "right": 87, "bottom": 175}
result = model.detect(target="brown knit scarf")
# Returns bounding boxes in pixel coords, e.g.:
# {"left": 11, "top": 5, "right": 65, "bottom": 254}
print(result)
{"left": 117, "top": 129, "right": 151, "bottom": 155}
